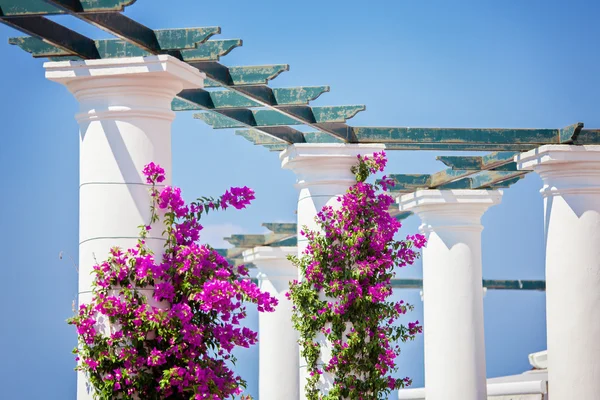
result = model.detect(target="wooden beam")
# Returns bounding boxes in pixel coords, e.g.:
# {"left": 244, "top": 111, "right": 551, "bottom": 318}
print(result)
{"left": 0, "top": 0, "right": 135, "bottom": 16}
{"left": 354, "top": 127, "right": 562, "bottom": 145}
{"left": 194, "top": 105, "right": 365, "bottom": 128}
{"left": 262, "top": 223, "right": 297, "bottom": 235}
{"left": 172, "top": 86, "right": 332, "bottom": 111}
{"left": 181, "top": 39, "right": 242, "bottom": 62}
{"left": 2, "top": 16, "right": 100, "bottom": 59}
{"left": 390, "top": 279, "right": 546, "bottom": 291}
{"left": 10, "top": 34, "right": 224, "bottom": 60}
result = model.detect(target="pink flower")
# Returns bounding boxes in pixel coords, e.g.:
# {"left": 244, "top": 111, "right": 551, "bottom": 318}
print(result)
{"left": 221, "top": 186, "right": 255, "bottom": 210}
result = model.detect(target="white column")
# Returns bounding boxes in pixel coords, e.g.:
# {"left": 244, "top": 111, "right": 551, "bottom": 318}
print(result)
{"left": 243, "top": 246, "right": 299, "bottom": 400}
{"left": 45, "top": 55, "right": 205, "bottom": 399}
{"left": 516, "top": 145, "right": 600, "bottom": 399}
{"left": 398, "top": 189, "right": 502, "bottom": 400}
{"left": 280, "top": 143, "right": 385, "bottom": 399}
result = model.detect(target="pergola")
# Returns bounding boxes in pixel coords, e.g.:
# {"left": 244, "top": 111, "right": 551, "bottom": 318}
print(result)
{"left": 2, "top": 2, "right": 598, "bottom": 400}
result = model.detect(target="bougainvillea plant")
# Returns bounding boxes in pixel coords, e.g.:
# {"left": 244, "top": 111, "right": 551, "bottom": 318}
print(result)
{"left": 68, "top": 163, "right": 277, "bottom": 399}
{"left": 287, "top": 152, "right": 426, "bottom": 400}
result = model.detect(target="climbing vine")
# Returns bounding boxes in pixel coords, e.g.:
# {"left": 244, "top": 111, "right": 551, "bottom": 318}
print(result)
{"left": 68, "top": 163, "right": 276, "bottom": 399}
{"left": 288, "top": 152, "right": 426, "bottom": 400}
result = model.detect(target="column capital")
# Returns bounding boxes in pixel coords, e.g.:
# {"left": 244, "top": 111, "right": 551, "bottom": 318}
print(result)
{"left": 243, "top": 246, "right": 297, "bottom": 281}
{"left": 44, "top": 55, "right": 205, "bottom": 91}
{"left": 515, "top": 145, "right": 600, "bottom": 197}
{"left": 280, "top": 143, "right": 385, "bottom": 188}
{"left": 397, "top": 189, "right": 502, "bottom": 232}
{"left": 44, "top": 55, "right": 205, "bottom": 123}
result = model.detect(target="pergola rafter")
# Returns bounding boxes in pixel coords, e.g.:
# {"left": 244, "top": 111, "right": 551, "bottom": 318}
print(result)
{"left": 1, "top": 0, "right": 362, "bottom": 144}
{"left": 5, "top": 2, "right": 599, "bottom": 154}
{"left": 218, "top": 222, "right": 546, "bottom": 291}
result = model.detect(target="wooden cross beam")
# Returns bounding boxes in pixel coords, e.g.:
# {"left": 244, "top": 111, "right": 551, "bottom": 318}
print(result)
{"left": 0, "top": 0, "right": 135, "bottom": 16}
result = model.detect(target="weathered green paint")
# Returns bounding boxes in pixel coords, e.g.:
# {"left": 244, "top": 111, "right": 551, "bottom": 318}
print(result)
{"left": 303, "top": 131, "right": 345, "bottom": 144}
{"left": 9, "top": 36, "right": 71, "bottom": 58}
{"left": 224, "top": 232, "right": 296, "bottom": 249}
{"left": 228, "top": 64, "right": 289, "bottom": 85}
{"left": 558, "top": 122, "right": 584, "bottom": 143}
{"left": 311, "top": 105, "right": 364, "bottom": 123}
{"left": 482, "top": 279, "right": 546, "bottom": 291}
{"left": 388, "top": 170, "right": 525, "bottom": 192}
{"left": 262, "top": 222, "right": 297, "bottom": 235}
{"left": 172, "top": 90, "right": 214, "bottom": 111}
{"left": 199, "top": 64, "right": 289, "bottom": 87}
{"left": 194, "top": 111, "right": 252, "bottom": 129}
{"left": 354, "top": 127, "right": 563, "bottom": 145}
{"left": 481, "top": 151, "right": 519, "bottom": 168}
{"left": 194, "top": 105, "right": 366, "bottom": 129}
{"left": 180, "top": 39, "right": 242, "bottom": 61}
{"left": 384, "top": 143, "right": 537, "bottom": 151}
{"left": 11, "top": 30, "right": 221, "bottom": 59}
{"left": 235, "top": 129, "right": 287, "bottom": 145}
{"left": 574, "top": 129, "right": 600, "bottom": 145}
{"left": 489, "top": 175, "right": 525, "bottom": 189}
{"left": 0, "top": 0, "right": 135, "bottom": 16}
{"left": 273, "top": 86, "right": 329, "bottom": 105}
{"left": 3, "top": 17, "right": 100, "bottom": 59}
{"left": 390, "top": 279, "right": 546, "bottom": 291}
{"left": 154, "top": 27, "right": 220, "bottom": 50}
{"left": 429, "top": 168, "right": 474, "bottom": 187}
{"left": 437, "top": 156, "right": 483, "bottom": 170}
{"left": 387, "top": 174, "right": 430, "bottom": 191}
{"left": 469, "top": 170, "right": 527, "bottom": 189}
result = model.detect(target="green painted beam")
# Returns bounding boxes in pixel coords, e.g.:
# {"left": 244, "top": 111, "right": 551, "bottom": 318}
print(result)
{"left": 388, "top": 170, "right": 524, "bottom": 192}
{"left": 449, "top": 170, "right": 527, "bottom": 189}
{"left": 194, "top": 105, "right": 364, "bottom": 128}
{"left": 489, "top": 175, "right": 525, "bottom": 189}
{"left": 262, "top": 223, "right": 297, "bottom": 235}
{"left": 172, "top": 86, "right": 330, "bottom": 111}
{"left": 42, "top": 1, "right": 217, "bottom": 56}
{"left": 390, "top": 279, "right": 546, "bottom": 291}
{"left": 437, "top": 156, "right": 483, "bottom": 170}
{"left": 2, "top": 16, "right": 100, "bottom": 59}
{"left": 235, "top": 129, "right": 287, "bottom": 145}
{"left": 273, "top": 86, "right": 329, "bottom": 105}
{"left": 383, "top": 143, "right": 539, "bottom": 151}
{"left": 0, "top": 0, "right": 135, "bottom": 16}
{"left": 191, "top": 63, "right": 289, "bottom": 87}
{"left": 3, "top": 4, "right": 351, "bottom": 143}
{"left": 180, "top": 39, "right": 242, "bottom": 61}
{"left": 234, "top": 129, "right": 348, "bottom": 149}
{"left": 10, "top": 32, "right": 223, "bottom": 60}
{"left": 353, "top": 126, "right": 575, "bottom": 145}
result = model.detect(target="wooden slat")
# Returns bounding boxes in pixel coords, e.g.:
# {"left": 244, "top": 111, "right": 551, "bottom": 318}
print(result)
{"left": 181, "top": 39, "right": 242, "bottom": 61}
{"left": 468, "top": 170, "right": 528, "bottom": 189}
{"left": 194, "top": 105, "right": 365, "bottom": 128}
{"left": 172, "top": 86, "right": 332, "bottom": 111}
{"left": 390, "top": 279, "right": 546, "bottom": 291}
{"left": 354, "top": 127, "right": 562, "bottom": 145}
{"left": 262, "top": 223, "right": 297, "bottom": 235}
{"left": 10, "top": 33, "right": 223, "bottom": 60}
{"left": 193, "top": 63, "right": 289, "bottom": 87}
{"left": 0, "top": 0, "right": 135, "bottom": 16}
{"left": 2, "top": 16, "right": 100, "bottom": 59}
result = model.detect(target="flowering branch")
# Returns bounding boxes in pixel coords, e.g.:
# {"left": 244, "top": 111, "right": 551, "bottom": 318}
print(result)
{"left": 69, "top": 163, "right": 274, "bottom": 399}
{"left": 288, "top": 151, "right": 426, "bottom": 400}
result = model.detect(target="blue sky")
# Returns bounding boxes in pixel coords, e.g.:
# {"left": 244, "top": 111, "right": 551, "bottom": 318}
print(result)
{"left": 0, "top": 0, "right": 599, "bottom": 398}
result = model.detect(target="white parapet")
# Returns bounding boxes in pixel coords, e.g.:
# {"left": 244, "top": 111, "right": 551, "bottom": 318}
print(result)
{"left": 398, "top": 189, "right": 502, "bottom": 400}
{"left": 516, "top": 145, "right": 600, "bottom": 400}
{"left": 243, "top": 246, "right": 298, "bottom": 400}
{"left": 45, "top": 55, "right": 205, "bottom": 400}
{"left": 280, "top": 143, "right": 385, "bottom": 399}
